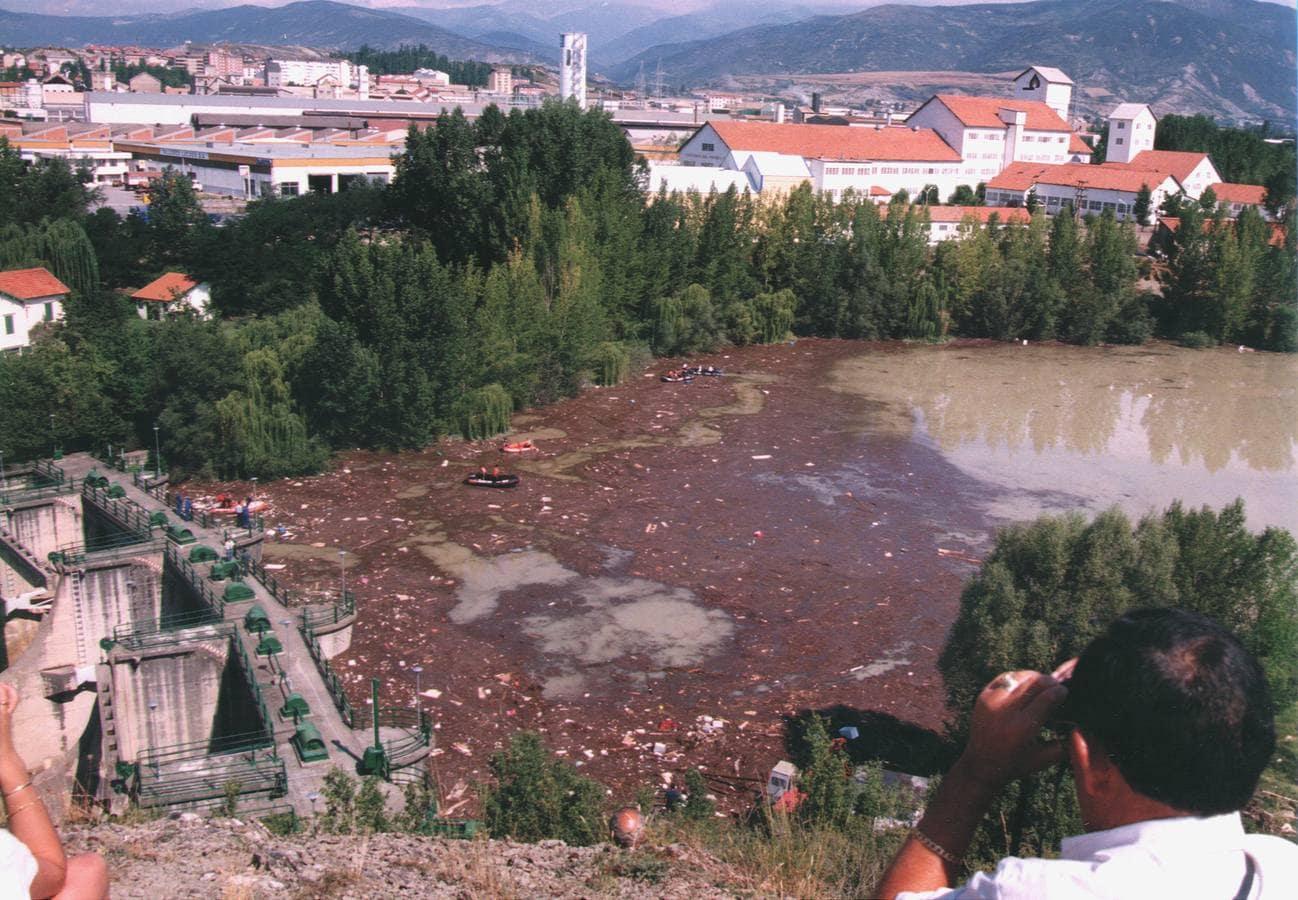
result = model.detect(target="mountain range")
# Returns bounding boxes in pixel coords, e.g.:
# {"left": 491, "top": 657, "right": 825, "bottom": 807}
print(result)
{"left": 611, "top": 0, "right": 1297, "bottom": 121}
{"left": 0, "top": 1, "right": 541, "bottom": 63}
{"left": 1, "top": 0, "right": 1293, "bottom": 120}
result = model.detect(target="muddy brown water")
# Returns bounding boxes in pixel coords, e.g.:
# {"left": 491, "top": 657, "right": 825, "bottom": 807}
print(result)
{"left": 228, "top": 339, "right": 1294, "bottom": 809}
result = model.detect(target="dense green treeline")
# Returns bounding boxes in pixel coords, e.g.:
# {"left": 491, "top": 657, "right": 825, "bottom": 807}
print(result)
{"left": 0, "top": 106, "right": 1294, "bottom": 478}
{"left": 344, "top": 44, "right": 492, "bottom": 86}
{"left": 1155, "top": 114, "right": 1296, "bottom": 214}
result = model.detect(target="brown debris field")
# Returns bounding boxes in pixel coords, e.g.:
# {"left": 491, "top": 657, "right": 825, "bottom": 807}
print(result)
{"left": 198, "top": 338, "right": 1006, "bottom": 812}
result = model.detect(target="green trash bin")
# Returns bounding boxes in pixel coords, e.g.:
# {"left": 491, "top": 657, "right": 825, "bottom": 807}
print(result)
{"left": 223, "top": 580, "right": 255, "bottom": 602}
{"left": 210, "top": 560, "right": 241, "bottom": 581}
{"left": 280, "top": 692, "right": 310, "bottom": 720}
{"left": 244, "top": 604, "right": 271, "bottom": 634}
{"left": 165, "top": 525, "right": 196, "bottom": 545}
{"left": 256, "top": 631, "right": 283, "bottom": 656}
{"left": 188, "top": 544, "right": 218, "bottom": 563}
{"left": 291, "top": 721, "right": 328, "bottom": 762}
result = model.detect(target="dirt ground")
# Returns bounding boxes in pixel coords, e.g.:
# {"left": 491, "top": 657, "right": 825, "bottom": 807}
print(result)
{"left": 194, "top": 339, "right": 1002, "bottom": 814}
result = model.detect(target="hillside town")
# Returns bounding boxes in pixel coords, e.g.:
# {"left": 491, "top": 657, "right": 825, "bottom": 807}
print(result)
{"left": 1, "top": 39, "right": 1282, "bottom": 219}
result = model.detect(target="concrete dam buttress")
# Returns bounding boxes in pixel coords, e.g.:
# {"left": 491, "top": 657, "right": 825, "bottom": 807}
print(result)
{"left": 1, "top": 454, "right": 431, "bottom": 822}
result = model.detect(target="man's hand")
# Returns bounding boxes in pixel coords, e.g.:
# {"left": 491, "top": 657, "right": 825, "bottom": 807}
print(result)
{"left": 959, "top": 669, "right": 1070, "bottom": 788}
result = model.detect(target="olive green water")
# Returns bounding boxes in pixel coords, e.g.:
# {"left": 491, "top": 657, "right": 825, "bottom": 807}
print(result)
{"left": 831, "top": 343, "right": 1298, "bottom": 534}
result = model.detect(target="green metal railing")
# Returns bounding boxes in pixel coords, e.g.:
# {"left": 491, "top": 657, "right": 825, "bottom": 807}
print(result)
{"left": 164, "top": 542, "right": 227, "bottom": 619}
{"left": 300, "top": 592, "right": 356, "bottom": 630}
{"left": 48, "top": 530, "right": 160, "bottom": 568}
{"left": 82, "top": 481, "right": 157, "bottom": 536}
{"left": 0, "top": 477, "right": 82, "bottom": 507}
{"left": 108, "top": 613, "right": 230, "bottom": 652}
{"left": 300, "top": 622, "right": 357, "bottom": 728}
{"left": 242, "top": 555, "right": 302, "bottom": 606}
{"left": 134, "top": 747, "right": 286, "bottom": 809}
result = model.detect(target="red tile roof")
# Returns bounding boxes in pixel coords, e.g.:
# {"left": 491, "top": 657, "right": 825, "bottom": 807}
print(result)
{"left": 1069, "top": 133, "right": 1093, "bottom": 155}
{"left": 1123, "top": 150, "right": 1210, "bottom": 184}
{"left": 0, "top": 267, "right": 70, "bottom": 301}
{"left": 926, "top": 205, "right": 1032, "bottom": 224}
{"left": 1158, "top": 215, "right": 1284, "bottom": 247}
{"left": 705, "top": 120, "right": 961, "bottom": 162}
{"left": 988, "top": 161, "right": 1171, "bottom": 193}
{"left": 132, "top": 272, "right": 198, "bottom": 302}
{"left": 1208, "top": 182, "right": 1266, "bottom": 205}
{"left": 924, "top": 95, "right": 1072, "bottom": 132}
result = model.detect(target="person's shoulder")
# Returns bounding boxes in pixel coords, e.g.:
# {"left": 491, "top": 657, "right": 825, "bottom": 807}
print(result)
{"left": 1243, "top": 832, "right": 1298, "bottom": 877}
{"left": 898, "top": 856, "right": 1096, "bottom": 900}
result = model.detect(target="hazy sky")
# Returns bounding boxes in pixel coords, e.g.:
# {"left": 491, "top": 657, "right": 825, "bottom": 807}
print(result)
{"left": 14, "top": 0, "right": 1297, "bottom": 17}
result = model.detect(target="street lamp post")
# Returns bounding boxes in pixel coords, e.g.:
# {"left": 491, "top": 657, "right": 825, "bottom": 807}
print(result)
{"left": 339, "top": 550, "right": 347, "bottom": 601}
{"left": 153, "top": 422, "right": 161, "bottom": 478}
{"left": 411, "top": 665, "right": 423, "bottom": 708}
{"left": 48, "top": 414, "right": 55, "bottom": 459}
{"left": 0, "top": 449, "right": 7, "bottom": 491}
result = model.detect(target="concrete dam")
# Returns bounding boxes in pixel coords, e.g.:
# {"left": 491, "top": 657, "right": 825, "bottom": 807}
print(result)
{"left": 1, "top": 453, "right": 431, "bottom": 823}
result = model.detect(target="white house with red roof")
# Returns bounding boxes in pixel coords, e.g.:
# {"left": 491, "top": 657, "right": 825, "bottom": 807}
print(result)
{"left": 920, "top": 206, "right": 1033, "bottom": 245}
{"left": 678, "top": 120, "right": 969, "bottom": 201}
{"left": 1208, "top": 182, "right": 1272, "bottom": 219}
{"left": 130, "top": 272, "right": 211, "bottom": 319}
{"left": 986, "top": 161, "right": 1182, "bottom": 220}
{"left": 0, "top": 267, "right": 68, "bottom": 353}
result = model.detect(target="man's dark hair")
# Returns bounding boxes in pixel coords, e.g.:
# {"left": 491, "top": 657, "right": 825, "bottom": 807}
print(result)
{"left": 1065, "top": 607, "right": 1275, "bottom": 815}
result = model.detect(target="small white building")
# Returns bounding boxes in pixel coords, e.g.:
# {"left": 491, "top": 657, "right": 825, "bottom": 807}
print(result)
{"left": 0, "top": 267, "right": 68, "bottom": 354}
{"left": 919, "top": 205, "right": 1033, "bottom": 244}
{"left": 1011, "top": 66, "right": 1074, "bottom": 123}
{"left": 131, "top": 272, "right": 211, "bottom": 319}
{"left": 1105, "top": 103, "right": 1157, "bottom": 164}
{"left": 645, "top": 161, "right": 755, "bottom": 196}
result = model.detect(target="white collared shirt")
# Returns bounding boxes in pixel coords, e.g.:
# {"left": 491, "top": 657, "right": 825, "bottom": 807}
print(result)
{"left": 899, "top": 813, "right": 1298, "bottom": 899}
{"left": 0, "top": 829, "right": 37, "bottom": 900}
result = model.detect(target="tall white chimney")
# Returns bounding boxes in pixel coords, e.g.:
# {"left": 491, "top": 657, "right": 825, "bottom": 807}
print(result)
{"left": 560, "top": 32, "right": 587, "bottom": 110}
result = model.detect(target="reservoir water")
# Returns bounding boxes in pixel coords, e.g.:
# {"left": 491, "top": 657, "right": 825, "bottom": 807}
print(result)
{"left": 831, "top": 342, "right": 1298, "bottom": 535}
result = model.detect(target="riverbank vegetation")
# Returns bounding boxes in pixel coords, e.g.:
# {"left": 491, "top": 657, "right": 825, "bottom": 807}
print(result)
{"left": 0, "top": 102, "right": 1293, "bottom": 476}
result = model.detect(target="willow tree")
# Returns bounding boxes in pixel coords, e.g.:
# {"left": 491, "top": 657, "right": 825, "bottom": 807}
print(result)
{"left": 0, "top": 219, "right": 99, "bottom": 298}
{"left": 215, "top": 348, "right": 326, "bottom": 478}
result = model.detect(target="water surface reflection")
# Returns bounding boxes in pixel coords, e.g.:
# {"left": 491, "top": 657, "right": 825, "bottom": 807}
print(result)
{"left": 832, "top": 343, "right": 1298, "bottom": 533}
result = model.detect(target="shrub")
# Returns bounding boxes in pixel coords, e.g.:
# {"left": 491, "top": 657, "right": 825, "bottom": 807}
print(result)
{"left": 454, "top": 383, "right": 513, "bottom": 440}
{"left": 481, "top": 731, "right": 607, "bottom": 846}
{"left": 1178, "top": 329, "right": 1215, "bottom": 348}
{"left": 681, "top": 769, "right": 714, "bottom": 821}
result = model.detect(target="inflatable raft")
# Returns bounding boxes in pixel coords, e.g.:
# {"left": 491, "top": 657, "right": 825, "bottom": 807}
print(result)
{"left": 501, "top": 440, "right": 536, "bottom": 453}
{"left": 465, "top": 473, "right": 520, "bottom": 489}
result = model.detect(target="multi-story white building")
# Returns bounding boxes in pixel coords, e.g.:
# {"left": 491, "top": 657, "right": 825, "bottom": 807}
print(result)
{"left": 266, "top": 59, "right": 355, "bottom": 90}
{"left": 488, "top": 68, "right": 512, "bottom": 95}
{"left": 906, "top": 95, "right": 1078, "bottom": 177}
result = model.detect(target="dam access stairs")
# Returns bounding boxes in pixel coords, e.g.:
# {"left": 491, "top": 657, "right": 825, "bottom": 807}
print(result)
{"left": 1, "top": 452, "right": 433, "bottom": 823}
